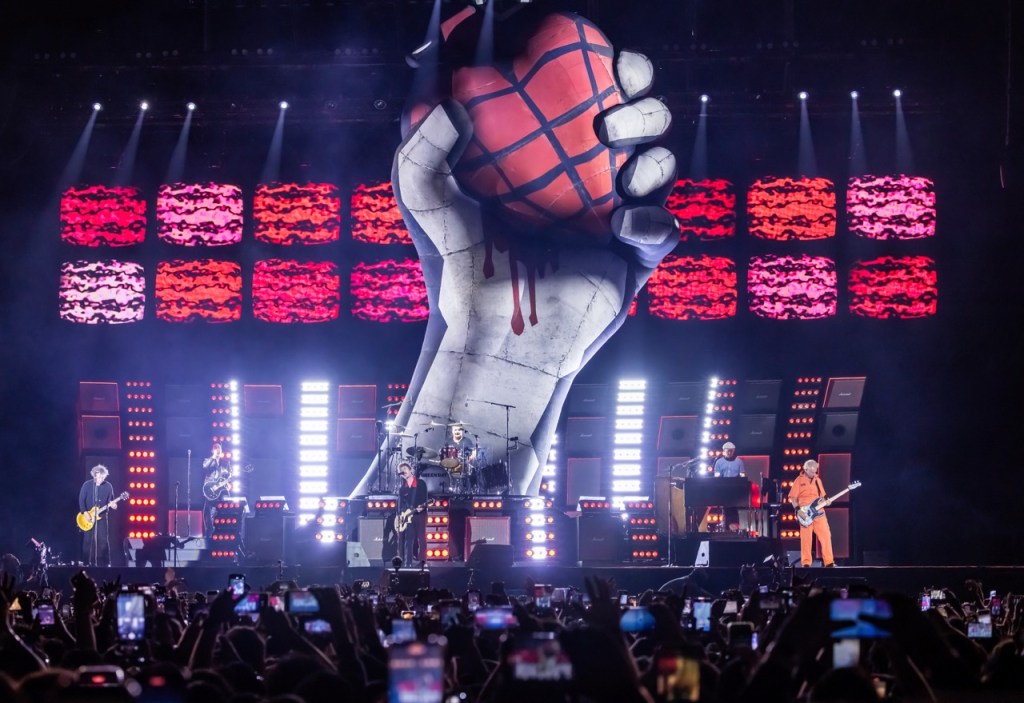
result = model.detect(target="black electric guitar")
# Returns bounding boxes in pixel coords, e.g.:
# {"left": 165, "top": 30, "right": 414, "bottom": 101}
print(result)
{"left": 76, "top": 492, "right": 129, "bottom": 531}
{"left": 203, "top": 464, "right": 253, "bottom": 501}
{"left": 394, "top": 498, "right": 436, "bottom": 533}
{"left": 797, "top": 481, "right": 861, "bottom": 527}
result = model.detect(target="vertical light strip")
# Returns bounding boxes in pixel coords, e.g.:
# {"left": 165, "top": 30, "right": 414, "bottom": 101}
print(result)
{"left": 699, "top": 376, "right": 718, "bottom": 475}
{"left": 611, "top": 379, "right": 646, "bottom": 507}
{"left": 229, "top": 380, "right": 241, "bottom": 495}
{"left": 298, "top": 380, "right": 330, "bottom": 525}
{"left": 541, "top": 433, "right": 558, "bottom": 495}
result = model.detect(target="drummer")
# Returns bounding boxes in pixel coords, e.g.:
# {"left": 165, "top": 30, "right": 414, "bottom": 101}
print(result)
{"left": 449, "top": 424, "right": 477, "bottom": 468}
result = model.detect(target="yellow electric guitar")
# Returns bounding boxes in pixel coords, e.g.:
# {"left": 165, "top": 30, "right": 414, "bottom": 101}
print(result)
{"left": 76, "top": 492, "right": 129, "bottom": 531}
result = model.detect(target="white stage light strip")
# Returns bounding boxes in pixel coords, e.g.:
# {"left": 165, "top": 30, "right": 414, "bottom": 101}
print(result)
{"left": 229, "top": 380, "right": 242, "bottom": 495}
{"left": 611, "top": 379, "right": 646, "bottom": 508}
{"left": 298, "top": 380, "right": 331, "bottom": 524}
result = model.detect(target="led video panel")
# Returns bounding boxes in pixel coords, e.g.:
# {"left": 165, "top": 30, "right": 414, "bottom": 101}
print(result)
{"left": 252, "top": 259, "right": 340, "bottom": 323}
{"left": 747, "top": 176, "right": 836, "bottom": 241}
{"left": 665, "top": 178, "right": 736, "bottom": 241}
{"left": 647, "top": 255, "right": 737, "bottom": 321}
{"left": 748, "top": 254, "right": 837, "bottom": 320}
{"left": 155, "top": 259, "right": 242, "bottom": 322}
{"left": 350, "top": 181, "right": 411, "bottom": 244}
{"left": 253, "top": 183, "right": 340, "bottom": 245}
{"left": 849, "top": 256, "right": 937, "bottom": 319}
{"left": 350, "top": 258, "right": 428, "bottom": 322}
{"left": 59, "top": 260, "right": 146, "bottom": 324}
{"left": 60, "top": 185, "right": 147, "bottom": 247}
{"left": 156, "top": 183, "right": 244, "bottom": 246}
{"left": 847, "top": 175, "right": 937, "bottom": 240}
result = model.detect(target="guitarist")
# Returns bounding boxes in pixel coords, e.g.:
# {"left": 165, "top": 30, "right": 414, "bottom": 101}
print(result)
{"left": 787, "top": 459, "right": 835, "bottom": 568}
{"left": 397, "top": 461, "right": 428, "bottom": 566}
{"left": 78, "top": 464, "right": 118, "bottom": 566}
{"left": 202, "top": 442, "right": 229, "bottom": 536}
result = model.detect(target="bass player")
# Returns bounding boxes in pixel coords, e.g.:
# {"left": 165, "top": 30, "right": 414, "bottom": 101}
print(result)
{"left": 397, "top": 461, "right": 428, "bottom": 566}
{"left": 787, "top": 459, "right": 835, "bottom": 567}
{"left": 78, "top": 464, "right": 118, "bottom": 567}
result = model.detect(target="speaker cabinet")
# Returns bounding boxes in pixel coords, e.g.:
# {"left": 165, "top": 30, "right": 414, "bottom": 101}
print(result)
{"left": 738, "top": 380, "right": 781, "bottom": 413}
{"left": 165, "top": 417, "right": 206, "bottom": 454}
{"left": 657, "top": 415, "right": 699, "bottom": 455}
{"left": 734, "top": 414, "right": 777, "bottom": 453}
{"left": 818, "top": 454, "right": 852, "bottom": 502}
{"left": 466, "top": 544, "right": 514, "bottom": 569}
{"left": 661, "top": 382, "right": 705, "bottom": 415}
{"left": 565, "top": 458, "right": 602, "bottom": 507}
{"left": 165, "top": 384, "right": 205, "bottom": 416}
{"left": 565, "top": 417, "right": 606, "bottom": 456}
{"left": 337, "top": 419, "right": 377, "bottom": 454}
{"left": 79, "top": 415, "right": 121, "bottom": 451}
{"left": 358, "top": 517, "right": 392, "bottom": 565}
{"left": 577, "top": 514, "right": 623, "bottom": 564}
{"left": 818, "top": 413, "right": 859, "bottom": 450}
{"left": 244, "top": 384, "right": 284, "bottom": 417}
{"left": 566, "top": 383, "right": 611, "bottom": 415}
{"left": 246, "top": 515, "right": 295, "bottom": 564}
{"left": 825, "top": 507, "right": 850, "bottom": 560}
{"left": 338, "top": 385, "right": 376, "bottom": 419}
{"left": 824, "top": 377, "right": 866, "bottom": 410}
{"left": 79, "top": 382, "right": 119, "bottom": 413}
{"left": 465, "top": 516, "right": 510, "bottom": 560}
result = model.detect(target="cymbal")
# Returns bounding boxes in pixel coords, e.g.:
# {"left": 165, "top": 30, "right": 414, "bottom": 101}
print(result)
{"left": 430, "top": 419, "right": 466, "bottom": 427}
{"left": 405, "top": 446, "right": 439, "bottom": 460}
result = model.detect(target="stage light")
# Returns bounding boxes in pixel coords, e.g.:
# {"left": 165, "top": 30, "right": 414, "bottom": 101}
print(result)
{"left": 140, "top": 101, "right": 149, "bottom": 111}
{"left": 279, "top": 101, "right": 289, "bottom": 110}
{"left": 187, "top": 102, "right": 196, "bottom": 111}
{"left": 798, "top": 91, "right": 808, "bottom": 100}
{"left": 92, "top": 103, "right": 102, "bottom": 111}
{"left": 850, "top": 91, "right": 859, "bottom": 99}
{"left": 893, "top": 89, "right": 902, "bottom": 98}
{"left": 700, "top": 94, "right": 709, "bottom": 103}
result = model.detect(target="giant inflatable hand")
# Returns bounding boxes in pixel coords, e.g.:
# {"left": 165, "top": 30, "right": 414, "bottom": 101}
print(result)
{"left": 353, "top": 11, "right": 678, "bottom": 496}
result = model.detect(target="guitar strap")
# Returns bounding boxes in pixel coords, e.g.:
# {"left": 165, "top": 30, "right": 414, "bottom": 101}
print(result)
{"left": 815, "top": 477, "right": 823, "bottom": 498}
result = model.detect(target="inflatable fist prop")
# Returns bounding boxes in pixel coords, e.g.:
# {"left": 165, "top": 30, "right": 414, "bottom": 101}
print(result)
{"left": 353, "top": 9, "right": 678, "bottom": 496}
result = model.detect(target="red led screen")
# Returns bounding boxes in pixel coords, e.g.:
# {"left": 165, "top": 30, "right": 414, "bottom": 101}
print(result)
{"left": 252, "top": 259, "right": 341, "bottom": 323}
{"left": 60, "top": 185, "right": 146, "bottom": 247}
{"left": 847, "top": 175, "right": 937, "bottom": 240}
{"left": 156, "top": 183, "right": 244, "bottom": 246}
{"left": 647, "top": 255, "right": 737, "bottom": 320}
{"left": 253, "top": 183, "right": 341, "bottom": 245}
{"left": 747, "top": 177, "right": 836, "bottom": 241}
{"left": 59, "top": 260, "right": 146, "bottom": 324}
{"left": 350, "top": 259, "right": 428, "bottom": 322}
{"left": 350, "top": 181, "right": 411, "bottom": 245}
{"left": 665, "top": 178, "right": 736, "bottom": 241}
{"left": 155, "top": 259, "right": 242, "bottom": 322}
{"left": 748, "top": 254, "right": 837, "bottom": 320}
{"left": 849, "top": 256, "right": 937, "bottom": 319}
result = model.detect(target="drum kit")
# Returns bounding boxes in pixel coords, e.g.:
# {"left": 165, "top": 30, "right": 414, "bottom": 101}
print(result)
{"left": 384, "top": 419, "right": 507, "bottom": 495}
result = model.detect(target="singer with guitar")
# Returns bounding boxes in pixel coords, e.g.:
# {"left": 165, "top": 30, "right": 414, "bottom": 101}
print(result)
{"left": 397, "top": 461, "right": 428, "bottom": 566}
{"left": 78, "top": 464, "right": 120, "bottom": 566}
{"left": 788, "top": 459, "right": 836, "bottom": 568}
{"left": 202, "top": 442, "right": 229, "bottom": 537}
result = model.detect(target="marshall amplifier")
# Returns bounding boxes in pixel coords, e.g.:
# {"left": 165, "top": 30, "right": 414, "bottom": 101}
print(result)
{"left": 464, "top": 516, "right": 510, "bottom": 561}
{"left": 358, "top": 517, "right": 392, "bottom": 566}
{"left": 577, "top": 514, "right": 624, "bottom": 565}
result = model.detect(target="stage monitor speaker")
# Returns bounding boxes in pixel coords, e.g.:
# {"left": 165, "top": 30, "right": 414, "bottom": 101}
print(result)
{"left": 577, "top": 514, "right": 623, "bottom": 564}
{"left": 657, "top": 415, "right": 698, "bottom": 455}
{"left": 244, "top": 384, "right": 284, "bottom": 417}
{"left": 165, "top": 384, "right": 205, "bottom": 416}
{"left": 79, "top": 382, "right": 119, "bottom": 413}
{"left": 734, "top": 414, "right": 777, "bottom": 453}
{"left": 346, "top": 542, "right": 371, "bottom": 567}
{"left": 824, "top": 377, "right": 866, "bottom": 410}
{"left": 466, "top": 544, "right": 514, "bottom": 570}
{"left": 818, "top": 453, "right": 853, "bottom": 502}
{"left": 565, "top": 458, "right": 602, "bottom": 507}
{"left": 564, "top": 417, "right": 606, "bottom": 456}
{"left": 337, "top": 418, "right": 377, "bottom": 454}
{"left": 167, "top": 510, "right": 203, "bottom": 539}
{"left": 80, "top": 415, "right": 121, "bottom": 451}
{"left": 566, "top": 383, "right": 611, "bottom": 416}
{"left": 739, "top": 380, "right": 782, "bottom": 413}
{"left": 338, "top": 385, "right": 376, "bottom": 419}
{"left": 358, "top": 517, "right": 390, "bottom": 565}
{"left": 166, "top": 416, "right": 207, "bottom": 454}
{"left": 661, "top": 382, "right": 705, "bottom": 415}
{"left": 826, "top": 507, "right": 850, "bottom": 560}
{"left": 785, "top": 550, "right": 822, "bottom": 568}
{"left": 247, "top": 514, "right": 295, "bottom": 564}
{"left": 818, "top": 413, "right": 859, "bottom": 450}
{"left": 465, "top": 516, "right": 510, "bottom": 560}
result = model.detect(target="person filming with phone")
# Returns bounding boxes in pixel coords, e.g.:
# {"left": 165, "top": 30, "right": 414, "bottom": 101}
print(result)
{"left": 788, "top": 459, "right": 835, "bottom": 567}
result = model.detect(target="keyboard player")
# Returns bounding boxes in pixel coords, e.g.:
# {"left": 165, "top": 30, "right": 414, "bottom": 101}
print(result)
{"left": 713, "top": 441, "right": 746, "bottom": 530}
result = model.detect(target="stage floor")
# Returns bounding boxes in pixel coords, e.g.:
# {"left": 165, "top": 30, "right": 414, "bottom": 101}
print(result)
{"left": 41, "top": 563, "right": 1024, "bottom": 600}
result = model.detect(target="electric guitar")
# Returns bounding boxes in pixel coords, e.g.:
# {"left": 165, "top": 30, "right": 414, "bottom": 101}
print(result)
{"left": 797, "top": 481, "right": 861, "bottom": 527}
{"left": 394, "top": 498, "right": 436, "bottom": 533}
{"left": 76, "top": 492, "right": 129, "bottom": 531}
{"left": 203, "top": 464, "right": 253, "bottom": 501}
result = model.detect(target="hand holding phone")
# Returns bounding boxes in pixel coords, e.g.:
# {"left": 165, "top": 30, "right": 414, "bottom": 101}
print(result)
{"left": 228, "top": 574, "right": 246, "bottom": 596}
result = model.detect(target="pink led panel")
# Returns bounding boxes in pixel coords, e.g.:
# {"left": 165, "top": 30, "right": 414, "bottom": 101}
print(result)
{"left": 61, "top": 186, "right": 147, "bottom": 247}
{"left": 849, "top": 256, "right": 937, "bottom": 319}
{"left": 748, "top": 177, "right": 836, "bottom": 241}
{"left": 253, "top": 183, "right": 341, "bottom": 245}
{"left": 748, "top": 254, "right": 837, "bottom": 320}
{"left": 350, "top": 258, "right": 428, "bottom": 322}
{"left": 252, "top": 259, "right": 341, "bottom": 323}
{"left": 59, "top": 260, "right": 146, "bottom": 324}
{"left": 350, "top": 181, "right": 412, "bottom": 245}
{"left": 665, "top": 178, "right": 736, "bottom": 241}
{"left": 847, "top": 175, "right": 937, "bottom": 240}
{"left": 155, "top": 259, "right": 242, "bottom": 323}
{"left": 647, "top": 255, "right": 737, "bottom": 320}
{"left": 156, "top": 183, "right": 244, "bottom": 246}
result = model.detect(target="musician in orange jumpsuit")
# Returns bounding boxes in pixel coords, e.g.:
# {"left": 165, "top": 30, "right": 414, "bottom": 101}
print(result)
{"left": 787, "top": 459, "right": 835, "bottom": 567}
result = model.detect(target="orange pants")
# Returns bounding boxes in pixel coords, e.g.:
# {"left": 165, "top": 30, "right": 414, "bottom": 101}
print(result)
{"left": 799, "top": 516, "right": 834, "bottom": 566}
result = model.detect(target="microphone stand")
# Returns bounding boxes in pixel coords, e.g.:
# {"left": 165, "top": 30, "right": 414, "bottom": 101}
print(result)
{"left": 376, "top": 422, "right": 386, "bottom": 494}
{"left": 172, "top": 481, "right": 180, "bottom": 569}
{"left": 92, "top": 482, "right": 99, "bottom": 568}
{"left": 185, "top": 449, "right": 193, "bottom": 540}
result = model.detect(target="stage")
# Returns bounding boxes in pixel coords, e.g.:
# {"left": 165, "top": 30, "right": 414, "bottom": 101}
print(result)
{"left": 39, "top": 563, "right": 1024, "bottom": 602}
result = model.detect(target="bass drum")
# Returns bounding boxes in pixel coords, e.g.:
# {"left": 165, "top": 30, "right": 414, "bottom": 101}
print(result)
{"left": 478, "top": 461, "right": 509, "bottom": 493}
{"left": 439, "top": 445, "right": 462, "bottom": 472}
{"left": 418, "top": 465, "right": 450, "bottom": 495}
